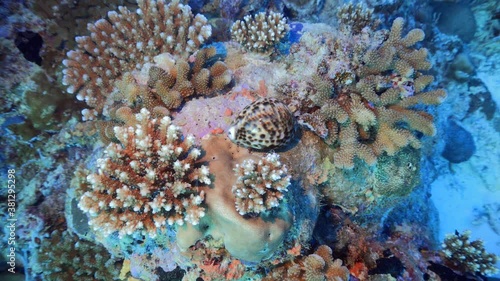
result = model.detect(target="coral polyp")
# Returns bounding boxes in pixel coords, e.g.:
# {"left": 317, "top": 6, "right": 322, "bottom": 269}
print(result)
{"left": 232, "top": 152, "right": 291, "bottom": 215}
{"left": 78, "top": 108, "right": 210, "bottom": 238}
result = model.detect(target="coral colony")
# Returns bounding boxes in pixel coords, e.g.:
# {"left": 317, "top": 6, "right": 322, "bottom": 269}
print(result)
{"left": 0, "top": 0, "right": 498, "bottom": 281}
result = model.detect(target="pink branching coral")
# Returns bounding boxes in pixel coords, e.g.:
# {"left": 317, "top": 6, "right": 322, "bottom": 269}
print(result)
{"left": 62, "top": 0, "right": 212, "bottom": 120}
{"left": 232, "top": 153, "right": 290, "bottom": 215}
{"left": 78, "top": 108, "right": 210, "bottom": 238}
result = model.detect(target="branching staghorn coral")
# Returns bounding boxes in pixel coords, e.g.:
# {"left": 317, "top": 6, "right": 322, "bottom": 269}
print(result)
{"left": 441, "top": 230, "right": 498, "bottom": 276}
{"left": 232, "top": 152, "right": 290, "bottom": 215}
{"left": 62, "top": 0, "right": 212, "bottom": 120}
{"left": 33, "top": 229, "right": 121, "bottom": 281}
{"left": 293, "top": 17, "right": 446, "bottom": 168}
{"left": 263, "top": 245, "right": 350, "bottom": 281}
{"left": 231, "top": 11, "right": 288, "bottom": 52}
{"left": 78, "top": 108, "right": 210, "bottom": 238}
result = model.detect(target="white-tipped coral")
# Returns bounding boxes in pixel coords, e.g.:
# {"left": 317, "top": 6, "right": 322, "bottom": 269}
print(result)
{"left": 231, "top": 11, "right": 288, "bottom": 52}
{"left": 441, "top": 230, "right": 498, "bottom": 276}
{"left": 62, "top": 0, "right": 212, "bottom": 119}
{"left": 78, "top": 108, "right": 209, "bottom": 238}
{"left": 232, "top": 152, "right": 290, "bottom": 215}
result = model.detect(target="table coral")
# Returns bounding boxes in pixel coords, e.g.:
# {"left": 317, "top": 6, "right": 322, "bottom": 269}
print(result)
{"left": 231, "top": 11, "right": 289, "bottom": 52}
{"left": 62, "top": 0, "right": 212, "bottom": 120}
{"left": 441, "top": 230, "right": 498, "bottom": 276}
{"left": 78, "top": 108, "right": 210, "bottom": 238}
{"left": 232, "top": 152, "right": 291, "bottom": 215}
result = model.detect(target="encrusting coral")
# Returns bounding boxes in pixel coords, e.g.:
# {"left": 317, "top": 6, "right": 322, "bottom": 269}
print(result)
{"left": 263, "top": 245, "right": 350, "bottom": 281}
{"left": 78, "top": 108, "right": 210, "bottom": 238}
{"left": 290, "top": 17, "right": 446, "bottom": 168}
{"left": 33, "top": 229, "right": 121, "bottom": 281}
{"left": 441, "top": 230, "right": 498, "bottom": 276}
{"left": 231, "top": 11, "right": 289, "bottom": 52}
{"left": 62, "top": 0, "right": 212, "bottom": 120}
{"left": 232, "top": 152, "right": 291, "bottom": 215}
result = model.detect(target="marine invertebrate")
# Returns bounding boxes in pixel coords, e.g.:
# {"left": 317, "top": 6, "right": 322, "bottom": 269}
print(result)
{"left": 294, "top": 17, "right": 446, "bottom": 168}
{"left": 228, "top": 98, "right": 295, "bottom": 150}
{"left": 146, "top": 46, "right": 233, "bottom": 104}
{"left": 32, "top": 229, "right": 121, "bottom": 281}
{"left": 97, "top": 45, "right": 233, "bottom": 142}
{"left": 78, "top": 108, "right": 210, "bottom": 238}
{"left": 176, "top": 135, "right": 293, "bottom": 262}
{"left": 336, "top": 2, "right": 376, "bottom": 33}
{"left": 263, "top": 245, "right": 350, "bottom": 281}
{"left": 232, "top": 152, "right": 291, "bottom": 215}
{"left": 62, "top": 0, "right": 212, "bottom": 119}
{"left": 441, "top": 230, "right": 498, "bottom": 276}
{"left": 230, "top": 11, "right": 288, "bottom": 52}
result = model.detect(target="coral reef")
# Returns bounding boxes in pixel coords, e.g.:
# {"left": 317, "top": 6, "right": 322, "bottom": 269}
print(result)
{"left": 31, "top": 0, "right": 138, "bottom": 50}
{"left": 5, "top": 0, "right": 489, "bottom": 279}
{"left": 263, "top": 245, "right": 350, "bottom": 281}
{"left": 288, "top": 17, "right": 446, "bottom": 168}
{"left": 228, "top": 98, "right": 295, "bottom": 150}
{"left": 176, "top": 135, "right": 294, "bottom": 262}
{"left": 78, "top": 108, "right": 210, "bottom": 238}
{"left": 62, "top": 0, "right": 212, "bottom": 119}
{"left": 232, "top": 152, "right": 290, "bottom": 215}
{"left": 32, "top": 229, "right": 121, "bottom": 281}
{"left": 95, "top": 45, "right": 232, "bottom": 142}
{"left": 0, "top": 38, "right": 37, "bottom": 97}
{"left": 441, "top": 230, "right": 498, "bottom": 276}
{"left": 180, "top": 239, "right": 247, "bottom": 281}
{"left": 336, "top": 2, "right": 376, "bottom": 33}
{"left": 231, "top": 11, "right": 288, "bottom": 52}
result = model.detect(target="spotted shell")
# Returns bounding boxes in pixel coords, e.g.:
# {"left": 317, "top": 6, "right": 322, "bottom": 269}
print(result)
{"left": 228, "top": 98, "right": 295, "bottom": 150}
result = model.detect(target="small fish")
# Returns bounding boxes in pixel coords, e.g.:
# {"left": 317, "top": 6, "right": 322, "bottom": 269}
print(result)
{"left": 228, "top": 98, "right": 295, "bottom": 150}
